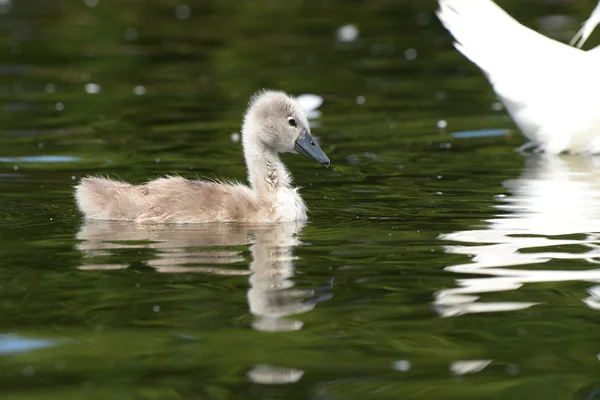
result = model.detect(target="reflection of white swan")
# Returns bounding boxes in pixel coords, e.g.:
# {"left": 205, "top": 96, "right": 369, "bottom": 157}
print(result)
{"left": 76, "top": 220, "right": 323, "bottom": 384}
{"left": 436, "top": 156, "right": 600, "bottom": 317}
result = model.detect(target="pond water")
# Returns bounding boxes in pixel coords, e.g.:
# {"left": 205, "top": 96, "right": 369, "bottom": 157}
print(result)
{"left": 2, "top": 0, "right": 600, "bottom": 398}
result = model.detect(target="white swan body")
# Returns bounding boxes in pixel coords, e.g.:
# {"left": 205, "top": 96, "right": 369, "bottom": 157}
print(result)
{"left": 437, "top": 0, "right": 600, "bottom": 154}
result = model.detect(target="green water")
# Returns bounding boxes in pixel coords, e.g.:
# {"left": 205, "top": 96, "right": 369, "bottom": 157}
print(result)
{"left": 2, "top": 0, "right": 600, "bottom": 398}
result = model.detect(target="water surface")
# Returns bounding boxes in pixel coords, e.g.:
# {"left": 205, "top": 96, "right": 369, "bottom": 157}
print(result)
{"left": 2, "top": 0, "right": 600, "bottom": 399}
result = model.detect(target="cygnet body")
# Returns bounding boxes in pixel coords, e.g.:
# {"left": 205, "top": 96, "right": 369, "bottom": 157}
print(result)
{"left": 74, "top": 90, "right": 330, "bottom": 224}
{"left": 437, "top": 0, "right": 600, "bottom": 154}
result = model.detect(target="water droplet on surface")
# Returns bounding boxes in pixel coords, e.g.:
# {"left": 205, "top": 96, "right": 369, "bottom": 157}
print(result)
{"left": 124, "top": 27, "right": 138, "bottom": 42}
{"left": 437, "top": 120, "right": 448, "bottom": 129}
{"left": 0, "top": 0, "right": 12, "bottom": 14}
{"left": 356, "top": 96, "right": 365, "bottom": 105}
{"left": 451, "top": 360, "right": 492, "bottom": 375}
{"left": 230, "top": 132, "right": 240, "bottom": 143}
{"left": 55, "top": 102, "right": 64, "bottom": 111}
{"left": 45, "top": 83, "right": 55, "bottom": 93}
{"left": 85, "top": 83, "right": 101, "bottom": 94}
{"left": 404, "top": 48, "right": 418, "bottom": 61}
{"left": 153, "top": 305, "right": 160, "bottom": 312}
{"left": 336, "top": 24, "right": 359, "bottom": 43}
{"left": 175, "top": 4, "right": 191, "bottom": 20}
{"left": 296, "top": 94, "right": 323, "bottom": 114}
{"left": 133, "top": 85, "right": 146, "bottom": 95}
{"left": 392, "top": 360, "right": 411, "bottom": 371}
{"left": 506, "top": 364, "right": 519, "bottom": 375}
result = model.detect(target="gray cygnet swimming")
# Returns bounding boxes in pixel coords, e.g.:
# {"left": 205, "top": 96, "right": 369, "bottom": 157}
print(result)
{"left": 74, "top": 90, "right": 330, "bottom": 224}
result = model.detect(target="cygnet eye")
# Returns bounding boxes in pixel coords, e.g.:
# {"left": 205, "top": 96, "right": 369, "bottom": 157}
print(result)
{"left": 287, "top": 117, "right": 297, "bottom": 127}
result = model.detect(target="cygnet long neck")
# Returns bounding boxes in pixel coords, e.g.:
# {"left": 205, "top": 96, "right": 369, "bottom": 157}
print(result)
{"left": 243, "top": 131, "right": 292, "bottom": 195}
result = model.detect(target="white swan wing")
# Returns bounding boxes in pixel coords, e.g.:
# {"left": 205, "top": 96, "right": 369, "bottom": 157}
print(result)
{"left": 437, "top": 0, "right": 600, "bottom": 153}
{"left": 571, "top": 0, "right": 600, "bottom": 48}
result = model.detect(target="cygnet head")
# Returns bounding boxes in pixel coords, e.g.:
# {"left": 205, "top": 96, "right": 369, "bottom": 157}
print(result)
{"left": 243, "top": 90, "right": 330, "bottom": 167}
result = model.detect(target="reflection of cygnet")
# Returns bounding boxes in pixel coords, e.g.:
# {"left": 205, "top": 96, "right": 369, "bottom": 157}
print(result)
{"left": 246, "top": 222, "right": 315, "bottom": 332}
{"left": 436, "top": 156, "right": 600, "bottom": 317}
{"left": 76, "top": 220, "right": 322, "bottom": 384}
{"left": 76, "top": 221, "right": 250, "bottom": 275}
{"left": 76, "top": 220, "right": 321, "bottom": 333}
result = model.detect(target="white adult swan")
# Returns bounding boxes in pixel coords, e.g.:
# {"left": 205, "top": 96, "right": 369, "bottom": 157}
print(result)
{"left": 437, "top": 0, "right": 600, "bottom": 154}
{"left": 74, "top": 90, "right": 330, "bottom": 224}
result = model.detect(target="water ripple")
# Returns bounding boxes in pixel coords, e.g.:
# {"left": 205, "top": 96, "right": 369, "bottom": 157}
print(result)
{"left": 436, "top": 155, "right": 600, "bottom": 317}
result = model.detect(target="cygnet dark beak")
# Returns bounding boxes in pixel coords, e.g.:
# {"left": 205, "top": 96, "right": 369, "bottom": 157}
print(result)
{"left": 294, "top": 129, "right": 330, "bottom": 167}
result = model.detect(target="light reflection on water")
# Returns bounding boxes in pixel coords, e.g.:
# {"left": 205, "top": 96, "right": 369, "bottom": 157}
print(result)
{"left": 436, "top": 155, "right": 600, "bottom": 317}
{"left": 0, "top": 334, "right": 58, "bottom": 355}
{"left": 0, "top": 156, "right": 79, "bottom": 163}
{"left": 76, "top": 220, "right": 326, "bottom": 384}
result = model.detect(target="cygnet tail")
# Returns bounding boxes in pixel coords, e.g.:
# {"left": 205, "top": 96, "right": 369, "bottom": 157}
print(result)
{"left": 74, "top": 177, "right": 133, "bottom": 220}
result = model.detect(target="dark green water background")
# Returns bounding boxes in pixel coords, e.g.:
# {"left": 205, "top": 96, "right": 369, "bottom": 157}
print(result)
{"left": 2, "top": 0, "right": 600, "bottom": 398}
